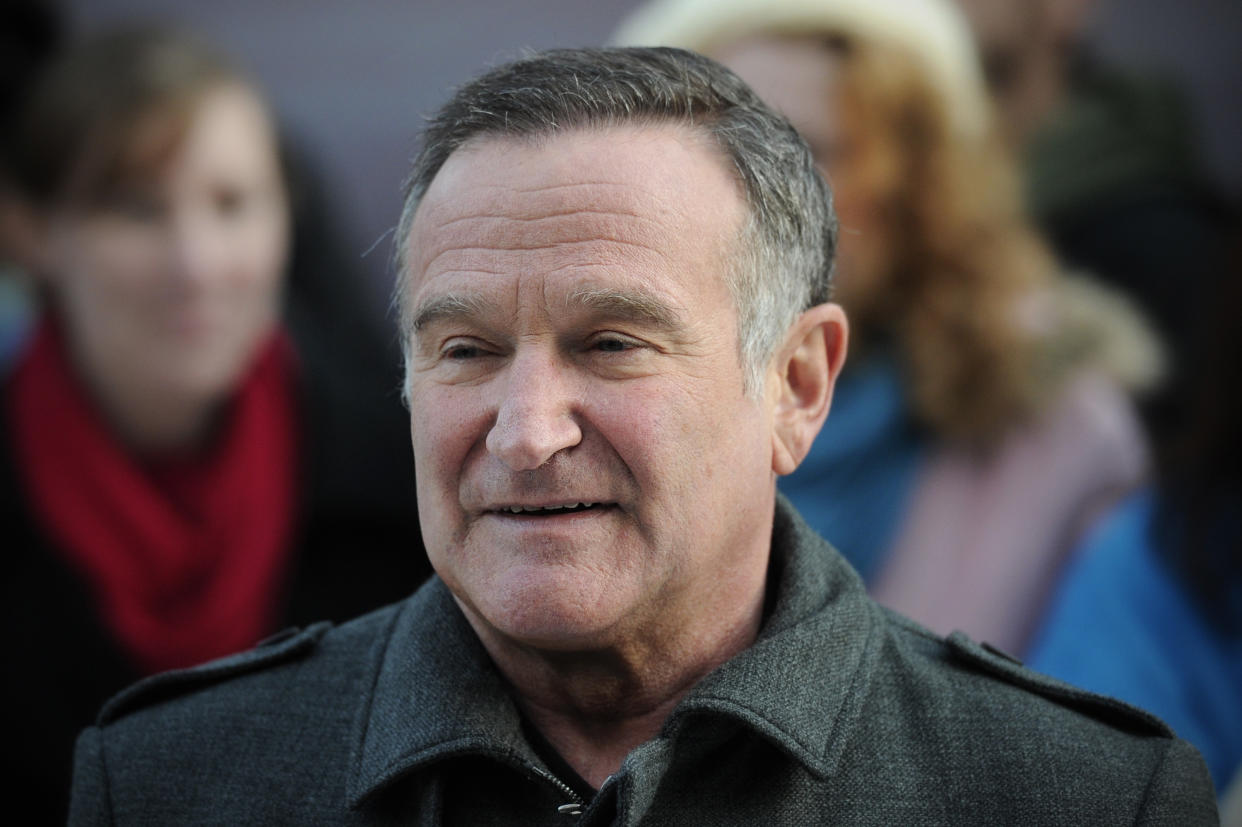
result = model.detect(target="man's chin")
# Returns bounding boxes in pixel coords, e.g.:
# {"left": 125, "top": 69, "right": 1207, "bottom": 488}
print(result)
{"left": 454, "top": 574, "right": 638, "bottom": 655}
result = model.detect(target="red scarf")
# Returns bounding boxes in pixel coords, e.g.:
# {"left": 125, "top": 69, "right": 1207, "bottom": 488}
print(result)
{"left": 7, "top": 319, "right": 300, "bottom": 675}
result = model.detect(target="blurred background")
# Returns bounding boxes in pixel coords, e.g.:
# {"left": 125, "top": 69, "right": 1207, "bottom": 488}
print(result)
{"left": 64, "top": 0, "right": 1241, "bottom": 305}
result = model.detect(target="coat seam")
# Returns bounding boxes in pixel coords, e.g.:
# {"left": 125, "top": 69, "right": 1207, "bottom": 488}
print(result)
{"left": 820, "top": 601, "right": 883, "bottom": 767}
{"left": 1133, "top": 737, "right": 1172, "bottom": 824}
{"left": 348, "top": 607, "right": 407, "bottom": 807}
{"left": 96, "top": 726, "right": 117, "bottom": 827}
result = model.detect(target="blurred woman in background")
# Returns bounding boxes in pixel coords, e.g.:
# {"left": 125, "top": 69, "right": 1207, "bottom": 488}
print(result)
{"left": 616, "top": 0, "right": 1160, "bottom": 652}
{"left": 2, "top": 28, "right": 429, "bottom": 820}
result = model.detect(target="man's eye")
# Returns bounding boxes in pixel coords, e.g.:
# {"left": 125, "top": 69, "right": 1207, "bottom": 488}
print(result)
{"left": 440, "top": 338, "right": 494, "bottom": 361}
{"left": 592, "top": 335, "right": 641, "bottom": 354}
{"left": 444, "top": 344, "right": 486, "bottom": 360}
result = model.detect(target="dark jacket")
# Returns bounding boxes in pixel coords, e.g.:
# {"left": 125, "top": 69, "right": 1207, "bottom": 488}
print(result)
{"left": 68, "top": 498, "right": 1216, "bottom": 825}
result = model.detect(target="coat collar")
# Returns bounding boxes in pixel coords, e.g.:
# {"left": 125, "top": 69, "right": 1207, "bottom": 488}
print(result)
{"left": 346, "top": 496, "right": 882, "bottom": 806}
{"left": 671, "top": 498, "right": 882, "bottom": 778}
{"left": 346, "top": 578, "right": 534, "bottom": 807}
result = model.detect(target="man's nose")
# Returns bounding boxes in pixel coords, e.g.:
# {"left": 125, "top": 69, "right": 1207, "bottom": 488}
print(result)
{"left": 485, "top": 351, "right": 583, "bottom": 472}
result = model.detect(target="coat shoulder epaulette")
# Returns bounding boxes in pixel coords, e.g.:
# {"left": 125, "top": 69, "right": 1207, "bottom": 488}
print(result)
{"left": 943, "top": 630, "right": 1173, "bottom": 738}
{"left": 97, "top": 622, "right": 333, "bottom": 726}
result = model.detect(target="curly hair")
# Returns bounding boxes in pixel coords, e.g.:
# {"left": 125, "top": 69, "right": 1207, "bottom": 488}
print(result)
{"left": 830, "top": 35, "right": 1061, "bottom": 445}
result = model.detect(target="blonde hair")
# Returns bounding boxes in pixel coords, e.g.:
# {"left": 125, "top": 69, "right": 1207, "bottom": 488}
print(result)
{"left": 833, "top": 36, "right": 1058, "bottom": 443}
{"left": 832, "top": 36, "right": 1164, "bottom": 444}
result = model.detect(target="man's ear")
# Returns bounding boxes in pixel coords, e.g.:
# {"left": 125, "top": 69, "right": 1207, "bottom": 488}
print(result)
{"left": 769, "top": 303, "right": 848, "bottom": 476}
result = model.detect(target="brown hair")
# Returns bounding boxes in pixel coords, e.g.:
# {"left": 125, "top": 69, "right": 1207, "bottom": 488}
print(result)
{"left": 826, "top": 34, "right": 1066, "bottom": 445}
{"left": 13, "top": 26, "right": 255, "bottom": 209}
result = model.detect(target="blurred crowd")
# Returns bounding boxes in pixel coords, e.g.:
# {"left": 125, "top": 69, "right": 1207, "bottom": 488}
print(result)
{"left": 3, "top": 0, "right": 1238, "bottom": 822}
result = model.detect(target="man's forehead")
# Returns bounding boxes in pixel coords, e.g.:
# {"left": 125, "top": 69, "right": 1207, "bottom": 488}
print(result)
{"left": 413, "top": 124, "right": 738, "bottom": 225}
{"left": 404, "top": 123, "right": 747, "bottom": 284}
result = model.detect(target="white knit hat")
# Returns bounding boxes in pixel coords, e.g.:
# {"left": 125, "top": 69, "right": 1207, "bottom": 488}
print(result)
{"left": 612, "top": 0, "right": 992, "bottom": 139}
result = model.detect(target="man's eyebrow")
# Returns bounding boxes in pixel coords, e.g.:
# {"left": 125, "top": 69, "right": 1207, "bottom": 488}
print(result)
{"left": 411, "top": 293, "right": 493, "bottom": 333}
{"left": 565, "top": 287, "right": 686, "bottom": 331}
{"left": 412, "top": 286, "right": 687, "bottom": 334}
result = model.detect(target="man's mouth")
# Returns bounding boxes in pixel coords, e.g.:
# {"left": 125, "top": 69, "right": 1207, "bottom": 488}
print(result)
{"left": 493, "top": 502, "right": 607, "bottom": 516}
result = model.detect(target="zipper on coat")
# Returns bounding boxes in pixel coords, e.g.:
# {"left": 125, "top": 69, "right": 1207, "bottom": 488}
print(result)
{"left": 532, "top": 766, "right": 585, "bottom": 816}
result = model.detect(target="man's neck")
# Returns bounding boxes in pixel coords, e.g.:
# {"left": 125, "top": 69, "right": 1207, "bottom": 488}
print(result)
{"left": 461, "top": 586, "right": 766, "bottom": 789}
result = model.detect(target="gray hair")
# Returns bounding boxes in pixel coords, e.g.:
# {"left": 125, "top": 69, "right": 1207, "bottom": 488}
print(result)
{"left": 393, "top": 46, "right": 836, "bottom": 394}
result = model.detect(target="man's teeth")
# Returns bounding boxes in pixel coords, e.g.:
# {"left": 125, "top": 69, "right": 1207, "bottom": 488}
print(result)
{"left": 504, "top": 503, "right": 596, "bottom": 514}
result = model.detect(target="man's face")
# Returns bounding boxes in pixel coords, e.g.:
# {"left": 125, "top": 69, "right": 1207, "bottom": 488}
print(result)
{"left": 403, "top": 125, "right": 780, "bottom": 651}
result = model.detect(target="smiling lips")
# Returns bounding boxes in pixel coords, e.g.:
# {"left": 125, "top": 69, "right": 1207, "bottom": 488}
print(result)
{"left": 492, "top": 502, "right": 607, "bottom": 516}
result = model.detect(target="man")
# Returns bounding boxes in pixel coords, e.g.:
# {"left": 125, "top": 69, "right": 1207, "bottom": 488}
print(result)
{"left": 70, "top": 47, "right": 1215, "bottom": 825}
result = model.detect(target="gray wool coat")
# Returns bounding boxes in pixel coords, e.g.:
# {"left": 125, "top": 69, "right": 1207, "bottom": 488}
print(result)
{"left": 69, "top": 498, "right": 1218, "bottom": 825}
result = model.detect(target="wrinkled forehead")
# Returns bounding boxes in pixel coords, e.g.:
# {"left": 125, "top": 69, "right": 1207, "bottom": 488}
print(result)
{"left": 403, "top": 124, "right": 748, "bottom": 287}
